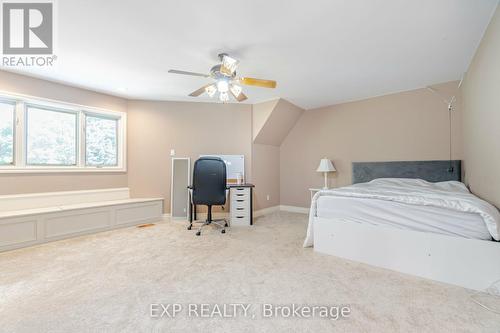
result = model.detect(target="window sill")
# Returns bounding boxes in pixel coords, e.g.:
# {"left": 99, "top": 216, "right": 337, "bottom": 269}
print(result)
{"left": 0, "top": 167, "right": 127, "bottom": 174}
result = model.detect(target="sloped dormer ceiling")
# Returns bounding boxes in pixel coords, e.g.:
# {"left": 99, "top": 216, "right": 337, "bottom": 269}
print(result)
{"left": 253, "top": 99, "right": 304, "bottom": 146}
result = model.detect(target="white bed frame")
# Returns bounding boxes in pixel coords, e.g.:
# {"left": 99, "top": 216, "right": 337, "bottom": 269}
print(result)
{"left": 314, "top": 217, "right": 500, "bottom": 291}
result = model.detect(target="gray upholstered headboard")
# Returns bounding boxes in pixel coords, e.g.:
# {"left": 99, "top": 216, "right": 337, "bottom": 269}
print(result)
{"left": 352, "top": 160, "right": 462, "bottom": 184}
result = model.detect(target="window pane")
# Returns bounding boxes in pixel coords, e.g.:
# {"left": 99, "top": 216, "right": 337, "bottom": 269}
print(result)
{"left": 85, "top": 115, "right": 118, "bottom": 166}
{"left": 27, "top": 107, "right": 77, "bottom": 166}
{"left": 0, "top": 102, "right": 15, "bottom": 165}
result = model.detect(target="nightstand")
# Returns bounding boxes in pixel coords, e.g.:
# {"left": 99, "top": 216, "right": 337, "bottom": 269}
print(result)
{"left": 309, "top": 188, "right": 322, "bottom": 201}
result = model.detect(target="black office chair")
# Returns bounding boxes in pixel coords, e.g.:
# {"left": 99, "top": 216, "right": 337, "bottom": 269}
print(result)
{"left": 188, "top": 157, "right": 229, "bottom": 236}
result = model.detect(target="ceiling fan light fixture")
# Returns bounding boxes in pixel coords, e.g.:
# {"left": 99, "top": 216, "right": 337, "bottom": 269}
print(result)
{"left": 219, "top": 91, "right": 229, "bottom": 102}
{"left": 230, "top": 84, "right": 242, "bottom": 97}
{"left": 216, "top": 80, "right": 229, "bottom": 93}
{"left": 205, "top": 84, "right": 217, "bottom": 97}
{"left": 169, "top": 53, "right": 277, "bottom": 103}
{"left": 221, "top": 55, "right": 239, "bottom": 75}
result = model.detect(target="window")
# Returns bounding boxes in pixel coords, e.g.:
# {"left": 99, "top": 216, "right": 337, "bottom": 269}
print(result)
{"left": 0, "top": 92, "right": 126, "bottom": 173}
{"left": 85, "top": 115, "right": 118, "bottom": 166}
{"left": 26, "top": 106, "right": 78, "bottom": 166}
{"left": 0, "top": 101, "right": 15, "bottom": 165}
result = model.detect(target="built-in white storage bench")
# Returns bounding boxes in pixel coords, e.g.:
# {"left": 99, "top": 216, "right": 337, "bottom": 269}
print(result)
{"left": 0, "top": 188, "right": 163, "bottom": 252}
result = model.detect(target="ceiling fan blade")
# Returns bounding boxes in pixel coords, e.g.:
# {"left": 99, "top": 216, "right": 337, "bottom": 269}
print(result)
{"left": 239, "top": 77, "right": 277, "bottom": 88}
{"left": 189, "top": 84, "right": 212, "bottom": 97}
{"left": 230, "top": 90, "right": 248, "bottom": 102}
{"left": 168, "top": 69, "right": 210, "bottom": 78}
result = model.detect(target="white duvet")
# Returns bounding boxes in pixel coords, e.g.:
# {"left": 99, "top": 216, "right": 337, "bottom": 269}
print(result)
{"left": 304, "top": 178, "right": 500, "bottom": 247}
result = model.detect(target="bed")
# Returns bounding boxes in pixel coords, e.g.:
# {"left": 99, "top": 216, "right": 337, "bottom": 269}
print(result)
{"left": 305, "top": 160, "right": 500, "bottom": 291}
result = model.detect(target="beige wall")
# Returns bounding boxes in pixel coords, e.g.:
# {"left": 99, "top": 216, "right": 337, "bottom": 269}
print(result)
{"left": 127, "top": 100, "right": 252, "bottom": 213}
{"left": 462, "top": 5, "right": 500, "bottom": 207}
{"left": 0, "top": 70, "right": 275, "bottom": 214}
{"left": 0, "top": 71, "right": 127, "bottom": 111}
{"left": 252, "top": 99, "right": 278, "bottom": 142}
{"left": 254, "top": 99, "right": 304, "bottom": 146}
{"left": 280, "top": 81, "right": 463, "bottom": 208}
{"left": 251, "top": 99, "right": 303, "bottom": 210}
{"left": 0, "top": 70, "right": 128, "bottom": 195}
{"left": 0, "top": 62, "right": 482, "bottom": 212}
{"left": 252, "top": 143, "right": 280, "bottom": 210}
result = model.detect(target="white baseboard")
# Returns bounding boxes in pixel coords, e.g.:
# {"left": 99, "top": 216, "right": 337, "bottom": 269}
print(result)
{"left": 195, "top": 212, "right": 229, "bottom": 219}
{"left": 163, "top": 205, "right": 308, "bottom": 223}
{"left": 192, "top": 205, "right": 305, "bottom": 219}
{"left": 254, "top": 205, "right": 280, "bottom": 217}
{"left": 279, "top": 205, "right": 309, "bottom": 214}
{"left": 164, "top": 212, "right": 228, "bottom": 222}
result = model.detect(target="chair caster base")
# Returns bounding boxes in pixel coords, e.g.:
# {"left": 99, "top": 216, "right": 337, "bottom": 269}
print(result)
{"left": 196, "top": 231, "right": 201, "bottom": 236}
{"left": 224, "top": 223, "right": 229, "bottom": 227}
{"left": 187, "top": 225, "right": 192, "bottom": 230}
{"left": 221, "top": 229, "right": 226, "bottom": 234}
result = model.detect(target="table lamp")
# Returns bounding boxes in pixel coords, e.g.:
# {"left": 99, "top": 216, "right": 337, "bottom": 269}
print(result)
{"left": 316, "top": 158, "right": 336, "bottom": 189}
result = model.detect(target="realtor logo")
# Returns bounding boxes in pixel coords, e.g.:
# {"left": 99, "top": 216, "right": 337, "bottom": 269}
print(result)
{"left": 2, "top": 2, "right": 53, "bottom": 54}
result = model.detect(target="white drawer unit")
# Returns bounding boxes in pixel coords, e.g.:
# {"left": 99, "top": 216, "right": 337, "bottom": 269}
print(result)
{"left": 229, "top": 185, "right": 254, "bottom": 226}
{"left": 188, "top": 184, "right": 255, "bottom": 227}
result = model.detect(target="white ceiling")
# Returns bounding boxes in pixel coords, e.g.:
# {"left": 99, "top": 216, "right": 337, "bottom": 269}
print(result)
{"left": 2, "top": 0, "right": 498, "bottom": 109}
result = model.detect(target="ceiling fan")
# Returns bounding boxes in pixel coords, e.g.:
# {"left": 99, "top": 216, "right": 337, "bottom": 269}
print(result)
{"left": 168, "top": 53, "right": 277, "bottom": 103}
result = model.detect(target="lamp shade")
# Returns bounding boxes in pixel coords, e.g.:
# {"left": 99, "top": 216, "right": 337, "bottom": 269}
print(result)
{"left": 316, "top": 158, "right": 336, "bottom": 172}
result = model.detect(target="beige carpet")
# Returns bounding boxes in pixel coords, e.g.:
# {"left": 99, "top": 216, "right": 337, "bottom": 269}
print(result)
{"left": 0, "top": 212, "right": 499, "bottom": 332}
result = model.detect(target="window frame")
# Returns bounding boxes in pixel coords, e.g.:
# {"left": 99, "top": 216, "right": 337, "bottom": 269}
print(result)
{"left": 25, "top": 104, "right": 79, "bottom": 167}
{"left": 0, "top": 91, "right": 126, "bottom": 173}
{"left": 0, "top": 98, "right": 17, "bottom": 166}
{"left": 84, "top": 112, "right": 120, "bottom": 167}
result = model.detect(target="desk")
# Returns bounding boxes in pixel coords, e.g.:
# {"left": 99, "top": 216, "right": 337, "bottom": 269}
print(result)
{"left": 189, "top": 183, "right": 255, "bottom": 226}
